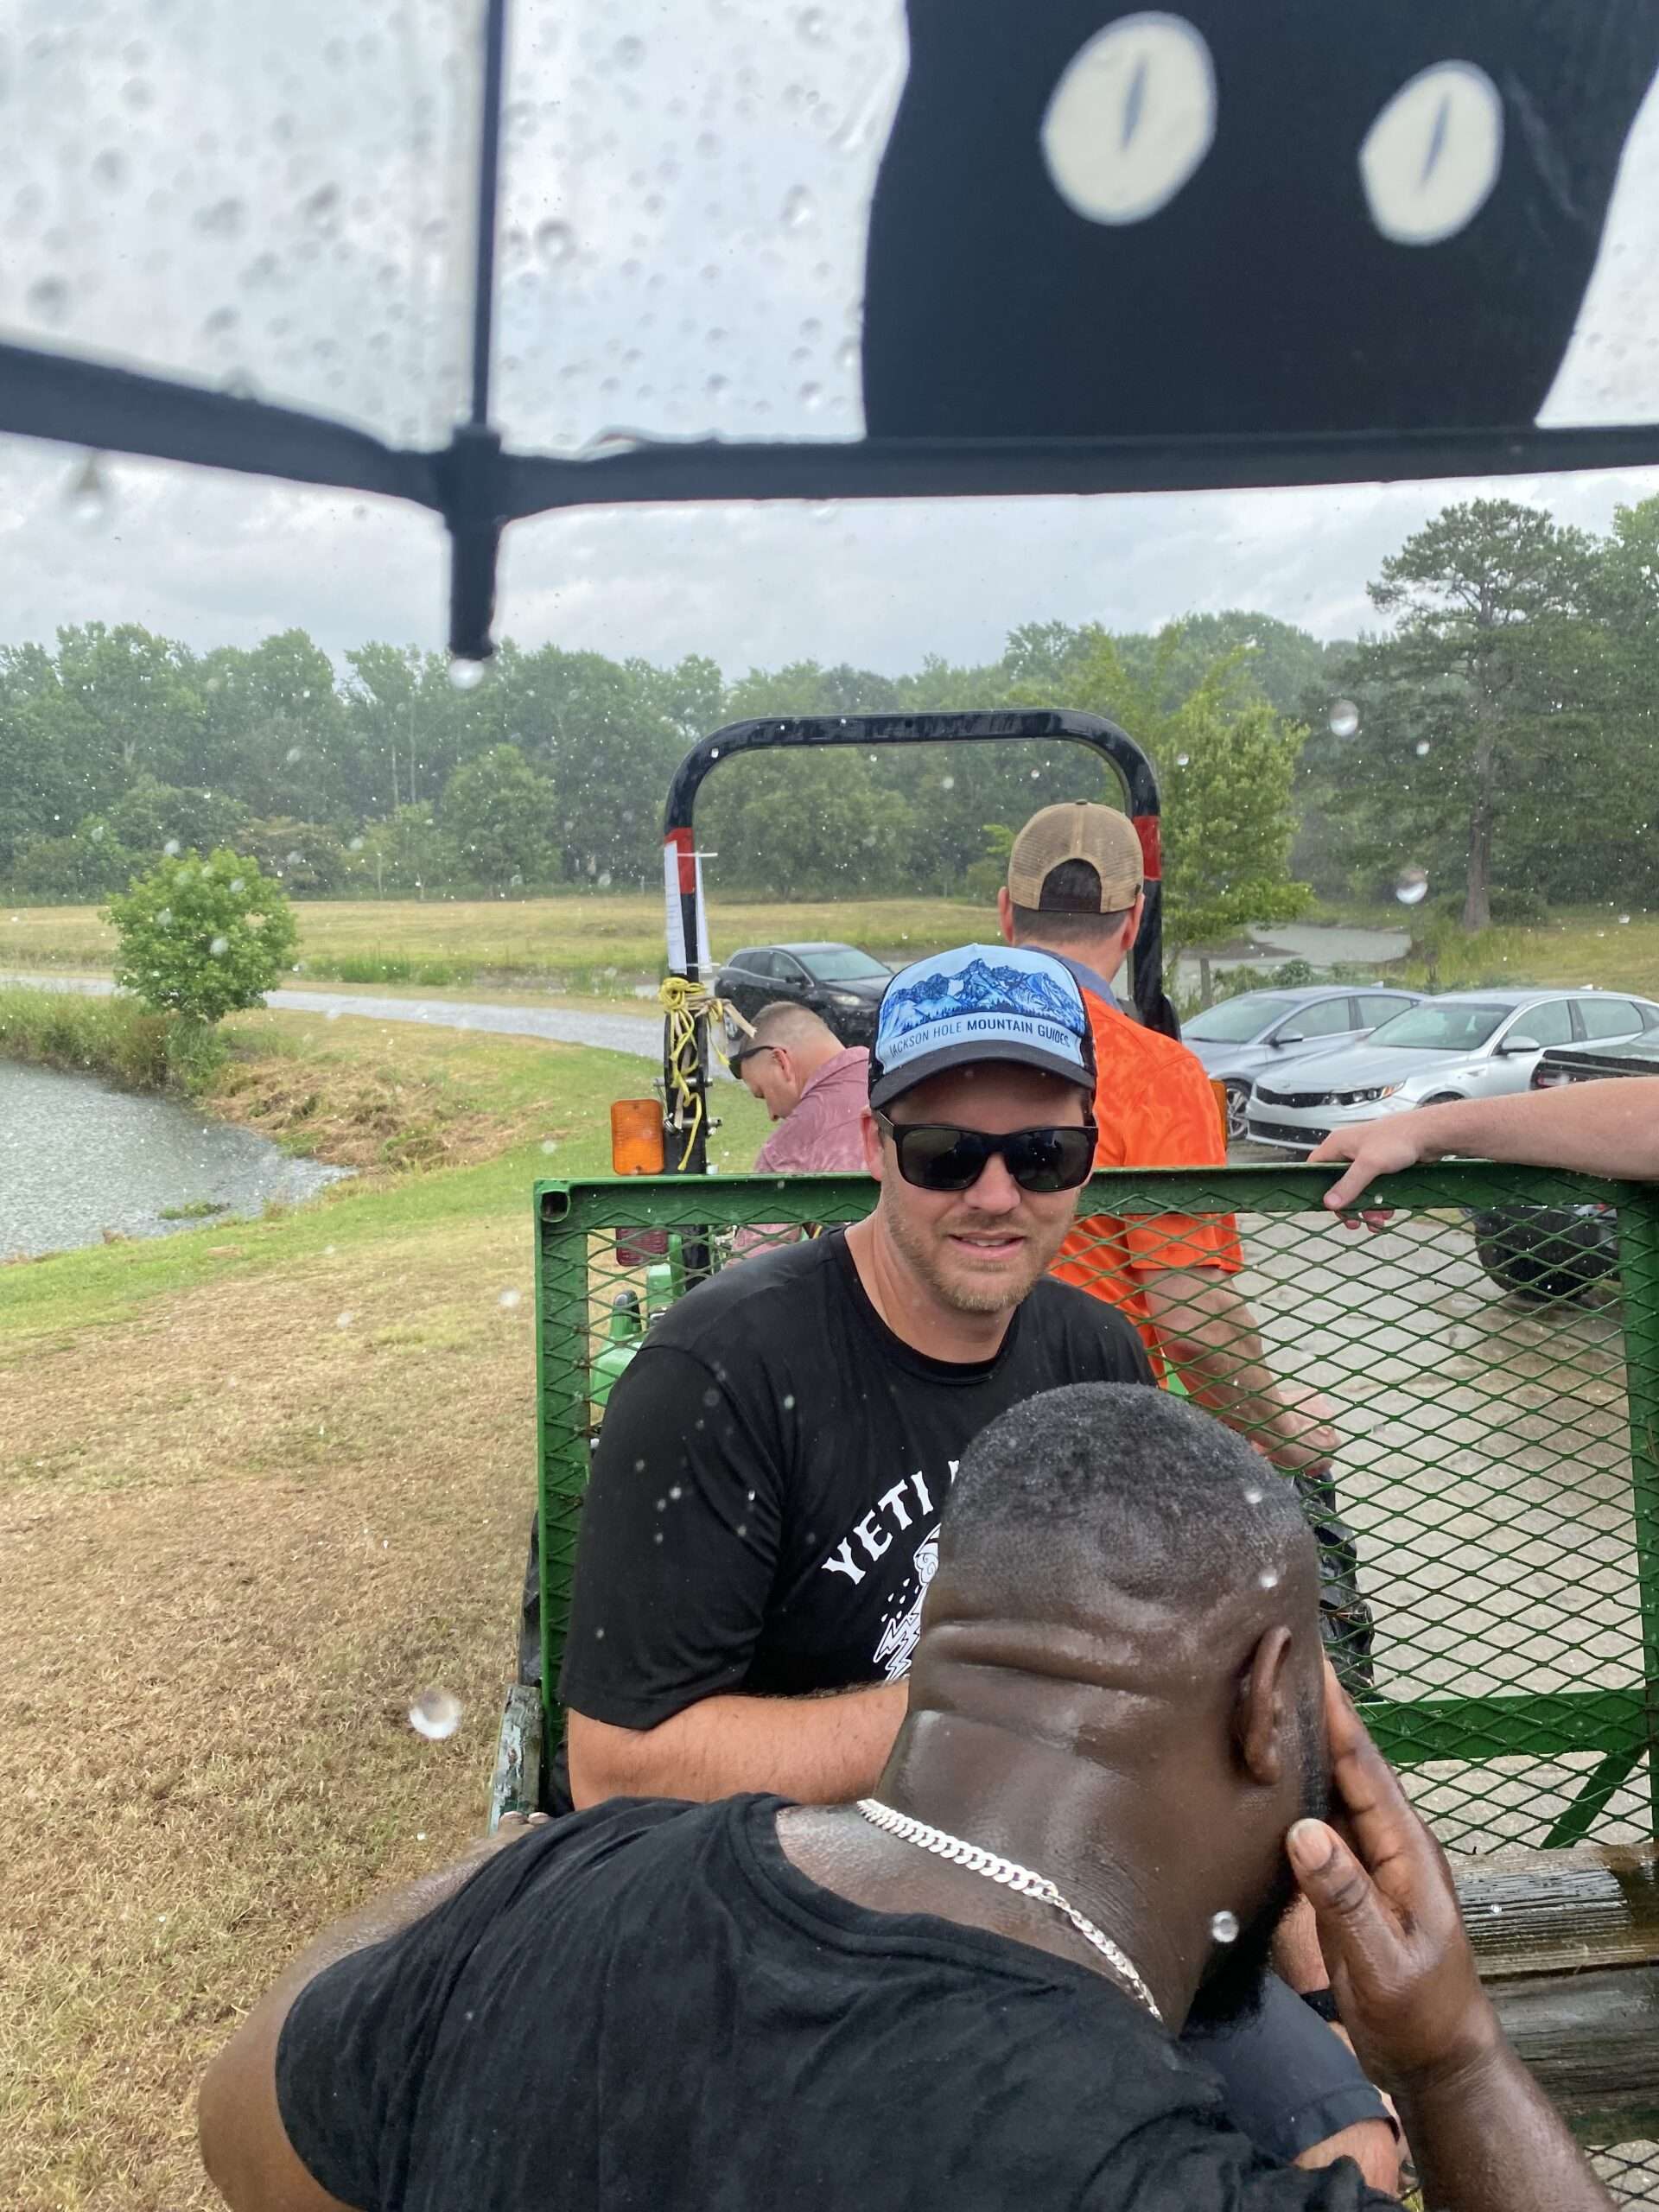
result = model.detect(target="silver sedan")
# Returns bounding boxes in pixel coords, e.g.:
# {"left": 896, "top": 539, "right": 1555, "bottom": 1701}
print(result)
{"left": 1246, "top": 988, "right": 1659, "bottom": 1153}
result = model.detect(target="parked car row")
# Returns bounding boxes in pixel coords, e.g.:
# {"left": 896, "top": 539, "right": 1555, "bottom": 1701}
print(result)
{"left": 1205, "top": 987, "right": 1659, "bottom": 1152}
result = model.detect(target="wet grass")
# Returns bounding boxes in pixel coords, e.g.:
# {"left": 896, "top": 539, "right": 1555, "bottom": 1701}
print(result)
{"left": 0, "top": 1017, "right": 772, "bottom": 2207}
{"left": 0, "top": 892, "right": 976, "bottom": 991}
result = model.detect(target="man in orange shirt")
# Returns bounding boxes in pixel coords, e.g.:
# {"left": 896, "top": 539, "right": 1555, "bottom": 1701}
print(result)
{"left": 995, "top": 804, "right": 1365, "bottom": 1661}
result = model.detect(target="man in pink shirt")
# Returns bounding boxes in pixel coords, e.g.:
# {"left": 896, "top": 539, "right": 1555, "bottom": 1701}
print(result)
{"left": 733, "top": 1001, "right": 871, "bottom": 1173}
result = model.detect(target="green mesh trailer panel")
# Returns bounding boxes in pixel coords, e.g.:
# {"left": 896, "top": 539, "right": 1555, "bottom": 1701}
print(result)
{"left": 536, "top": 1162, "right": 1659, "bottom": 1856}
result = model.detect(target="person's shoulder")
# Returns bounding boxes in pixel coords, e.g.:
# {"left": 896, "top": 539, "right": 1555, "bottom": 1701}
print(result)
{"left": 1089, "top": 996, "right": 1211, "bottom": 1084}
{"left": 1026, "top": 1274, "right": 1153, "bottom": 1371}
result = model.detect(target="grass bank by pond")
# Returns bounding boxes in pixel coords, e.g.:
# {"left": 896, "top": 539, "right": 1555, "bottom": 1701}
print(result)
{"left": 0, "top": 1011, "right": 775, "bottom": 2208}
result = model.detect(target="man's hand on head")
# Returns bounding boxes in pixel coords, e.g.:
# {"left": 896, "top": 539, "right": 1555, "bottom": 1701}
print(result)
{"left": 1287, "top": 1663, "right": 1497, "bottom": 2094}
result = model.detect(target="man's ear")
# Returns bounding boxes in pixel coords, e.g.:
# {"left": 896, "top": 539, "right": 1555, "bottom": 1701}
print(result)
{"left": 860, "top": 1107, "right": 887, "bottom": 1180}
{"left": 1116, "top": 889, "right": 1147, "bottom": 966}
{"left": 1235, "top": 1623, "right": 1292, "bottom": 1788}
{"left": 995, "top": 887, "right": 1015, "bottom": 946}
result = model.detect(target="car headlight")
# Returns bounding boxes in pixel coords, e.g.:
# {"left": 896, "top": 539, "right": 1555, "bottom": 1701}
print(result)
{"left": 830, "top": 992, "right": 864, "bottom": 1009}
{"left": 1336, "top": 1084, "right": 1405, "bottom": 1105}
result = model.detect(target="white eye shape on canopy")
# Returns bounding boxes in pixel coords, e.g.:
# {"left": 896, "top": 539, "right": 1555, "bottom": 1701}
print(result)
{"left": 1359, "top": 60, "right": 1505, "bottom": 245}
{"left": 1041, "top": 20, "right": 1503, "bottom": 250}
{"left": 1040, "top": 12, "right": 1217, "bottom": 226}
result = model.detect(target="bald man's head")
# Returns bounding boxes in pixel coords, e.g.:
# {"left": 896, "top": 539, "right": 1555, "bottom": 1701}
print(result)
{"left": 905, "top": 1385, "right": 1328, "bottom": 2024}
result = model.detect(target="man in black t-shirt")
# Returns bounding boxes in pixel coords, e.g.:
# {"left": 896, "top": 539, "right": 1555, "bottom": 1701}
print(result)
{"left": 200, "top": 1388, "right": 1606, "bottom": 2212}
{"left": 558, "top": 944, "right": 1394, "bottom": 2188}
{"left": 562, "top": 944, "right": 1148, "bottom": 1809}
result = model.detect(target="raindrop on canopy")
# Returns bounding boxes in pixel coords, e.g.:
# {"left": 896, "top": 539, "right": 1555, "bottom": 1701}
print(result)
{"left": 535, "top": 219, "right": 575, "bottom": 267}
{"left": 781, "top": 185, "right": 815, "bottom": 231}
{"left": 408, "top": 1688, "right": 463, "bottom": 1741}
{"left": 64, "top": 454, "right": 112, "bottom": 531}
{"left": 1175, "top": 753, "right": 1190, "bottom": 768}
{"left": 498, "top": 1289, "right": 522, "bottom": 1310}
{"left": 1414, "top": 740, "right": 1432, "bottom": 758}
{"left": 448, "top": 656, "right": 487, "bottom": 693}
{"left": 1618, "top": 914, "right": 1632, "bottom": 925}
{"left": 209, "top": 936, "right": 229, "bottom": 958}
{"left": 1210, "top": 1910, "right": 1240, "bottom": 1945}
{"left": 1394, "top": 867, "right": 1429, "bottom": 907}
{"left": 1328, "top": 699, "right": 1360, "bottom": 739}
{"left": 163, "top": 839, "right": 181, "bottom": 858}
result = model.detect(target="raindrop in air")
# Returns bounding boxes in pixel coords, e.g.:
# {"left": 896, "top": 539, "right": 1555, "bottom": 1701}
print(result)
{"left": 1618, "top": 914, "right": 1631, "bottom": 925}
{"left": 540, "top": 1139, "right": 559, "bottom": 1155}
{"left": 781, "top": 185, "right": 815, "bottom": 231}
{"left": 348, "top": 836, "right": 365, "bottom": 853}
{"left": 597, "top": 870, "right": 613, "bottom": 889}
{"left": 1210, "top": 1910, "right": 1240, "bottom": 1945}
{"left": 157, "top": 907, "right": 173, "bottom": 927}
{"left": 535, "top": 219, "right": 575, "bottom": 267}
{"left": 336, "top": 1310, "right": 354, "bottom": 1329}
{"left": 940, "top": 775, "right": 955, "bottom": 791}
{"left": 163, "top": 839, "right": 181, "bottom": 858}
{"left": 285, "top": 849, "right": 303, "bottom": 866}
{"left": 209, "top": 936, "right": 229, "bottom": 958}
{"left": 1328, "top": 700, "right": 1360, "bottom": 739}
{"left": 498, "top": 1289, "right": 522, "bottom": 1310}
{"left": 408, "top": 1688, "right": 463, "bottom": 1741}
{"left": 1256, "top": 1567, "right": 1280, "bottom": 1591}
{"left": 1243, "top": 1485, "right": 1263, "bottom": 1505}
{"left": 284, "top": 744, "right": 304, "bottom": 765}
{"left": 229, "top": 877, "right": 245, "bottom": 893}
{"left": 1394, "top": 867, "right": 1429, "bottom": 907}
{"left": 448, "top": 656, "right": 487, "bottom": 693}
{"left": 1414, "top": 740, "right": 1431, "bottom": 758}
{"left": 65, "top": 454, "right": 111, "bottom": 531}
{"left": 27, "top": 275, "right": 70, "bottom": 325}
{"left": 90, "top": 823, "right": 105, "bottom": 842}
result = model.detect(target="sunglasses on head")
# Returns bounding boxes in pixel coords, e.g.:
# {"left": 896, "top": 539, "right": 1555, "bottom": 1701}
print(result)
{"left": 874, "top": 1110, "right": 1096, "bottom": 1193}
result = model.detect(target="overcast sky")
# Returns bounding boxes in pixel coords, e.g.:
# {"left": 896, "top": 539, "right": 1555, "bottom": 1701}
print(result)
{"left": 4, "top": 2, "right": 1659, "bottom": 677}
{"left": 8, "top": 442, "right": 1659, "bottom": 680}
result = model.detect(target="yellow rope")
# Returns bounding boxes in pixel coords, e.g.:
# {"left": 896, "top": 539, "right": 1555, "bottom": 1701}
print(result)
{"left": 658, "top": 975, "right": 729, "bottom": 1173}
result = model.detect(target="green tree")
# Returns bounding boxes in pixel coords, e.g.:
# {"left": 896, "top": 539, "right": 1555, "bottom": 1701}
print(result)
{"left": 441, "top": 744, "right": 561, "bottom": 889}
{"left": 1327, "top": 501, "right": 1598, "bottom": 928}
{"left": 1033, "top": 627, "right": 1312, "bottom": 978}
{"left": 105, "top": 849, "right": 299, "bottom": 1025}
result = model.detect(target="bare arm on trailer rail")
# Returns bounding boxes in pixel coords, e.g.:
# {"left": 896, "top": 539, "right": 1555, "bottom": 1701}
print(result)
{"left": 1311, "top": 1077, "right": 1659, "bottom": 1212}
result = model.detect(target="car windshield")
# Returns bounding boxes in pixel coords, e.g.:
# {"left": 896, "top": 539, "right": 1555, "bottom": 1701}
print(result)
{"left": 801, "top": 947, "right": 889, "bottom": 982}
{"left": 1182, "top": 997, "right": 1300, "bottom": 1043}
{"left": 1364, "top": 1003, "right": 1510, "bottom": 1052}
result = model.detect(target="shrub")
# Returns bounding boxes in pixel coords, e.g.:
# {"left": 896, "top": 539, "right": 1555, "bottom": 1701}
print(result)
{"left": 105, "top": 849, "right": 300, "bottom": 1026}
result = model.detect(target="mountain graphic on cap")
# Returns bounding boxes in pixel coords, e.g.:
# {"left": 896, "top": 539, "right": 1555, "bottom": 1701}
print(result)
{"left": 880, "top": 955, "right": 1084, "bottom": 1038}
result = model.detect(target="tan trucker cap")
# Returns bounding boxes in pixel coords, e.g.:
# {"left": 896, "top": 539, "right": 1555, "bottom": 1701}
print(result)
{"left": 1006, "top": 802, "right": 1144, "bottom": 911}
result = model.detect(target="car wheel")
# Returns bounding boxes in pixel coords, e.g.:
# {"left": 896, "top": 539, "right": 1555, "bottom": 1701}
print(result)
{"left": 1470, "top": 1207, "right": 1619, "bottom": 1304}
{"left": 1222, "top": 1081, "right": 1251, "bottom": 1144}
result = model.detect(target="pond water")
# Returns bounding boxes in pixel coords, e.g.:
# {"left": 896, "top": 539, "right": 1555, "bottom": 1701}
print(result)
{"left": 0, "top": 1060, "right": 349, "bottom": 1259}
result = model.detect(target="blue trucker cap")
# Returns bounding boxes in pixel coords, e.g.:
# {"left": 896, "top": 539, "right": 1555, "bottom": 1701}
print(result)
{"left": 868, "top": 944, "right": 1096, "bottom": 1112}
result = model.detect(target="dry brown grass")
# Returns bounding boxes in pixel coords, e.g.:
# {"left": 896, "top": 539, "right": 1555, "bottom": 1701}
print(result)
{"left": 0, "top": 1219, "right": 538, "bottom": 2209}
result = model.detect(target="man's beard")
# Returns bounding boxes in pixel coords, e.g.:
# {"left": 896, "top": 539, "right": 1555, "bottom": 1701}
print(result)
{"left": 881, "top": 1192, "right": 1072, "bottom": 1317}
{"left": 1184, "top": 1683, "right": 1332, "bottom": 2031}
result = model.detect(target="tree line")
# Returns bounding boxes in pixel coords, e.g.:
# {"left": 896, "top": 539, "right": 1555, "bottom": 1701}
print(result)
{"left": 3, "top": 494, "right": 1656, "bottom": 952}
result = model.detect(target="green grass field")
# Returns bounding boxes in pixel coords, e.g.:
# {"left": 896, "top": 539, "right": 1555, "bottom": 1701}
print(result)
{"left": 0, "top": 893, "right": 980, "bottom": 991}
{"left": 0, "top": 1004, "right": 777, "bottom": 2208}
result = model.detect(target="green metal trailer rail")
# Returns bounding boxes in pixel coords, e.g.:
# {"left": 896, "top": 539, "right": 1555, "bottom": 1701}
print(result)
{"left": 533, "top": 1160, "right": 1659, "bottom": 1858}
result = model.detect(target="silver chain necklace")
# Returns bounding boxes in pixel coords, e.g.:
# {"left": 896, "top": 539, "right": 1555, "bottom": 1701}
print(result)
{"left": 856, "top": 1797, "right": 1163, "bottom": 2023}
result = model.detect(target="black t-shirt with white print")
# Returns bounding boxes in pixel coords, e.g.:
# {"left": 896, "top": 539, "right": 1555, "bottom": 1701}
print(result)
{"left": 559, "top": 1230, "right": 1154, "bottom": 1732}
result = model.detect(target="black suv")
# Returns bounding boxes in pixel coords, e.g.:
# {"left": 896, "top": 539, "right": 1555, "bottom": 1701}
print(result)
{"left": 715, "top": 942, "right": 891, "bottom": 1048}
{"left": 1470, "top": 1027, "right": 1659, "bottom": 1300}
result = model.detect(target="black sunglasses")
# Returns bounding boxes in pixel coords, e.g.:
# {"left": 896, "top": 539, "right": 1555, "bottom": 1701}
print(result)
{"left": 874, "top": 1111, "right": 1096, "bottom": 1194}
